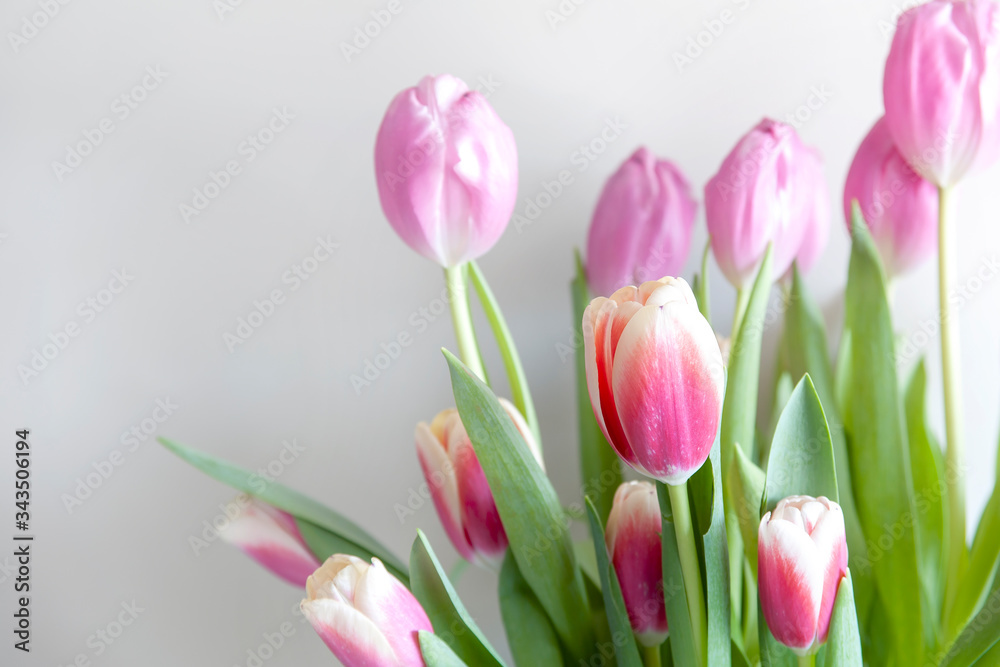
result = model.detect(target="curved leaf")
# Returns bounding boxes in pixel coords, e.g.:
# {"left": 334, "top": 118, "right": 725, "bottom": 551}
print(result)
{"left": 419, "top": 631, "right": 469, "bottom": 667}
{"left": 499, "top": 553, "right": 564, "bottom": 667}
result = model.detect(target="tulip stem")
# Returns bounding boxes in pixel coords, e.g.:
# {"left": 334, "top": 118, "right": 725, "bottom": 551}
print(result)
{"left": 797, "top": 654, "right": 816, "bottom": 667}
{"left": 445, "top": 263, "right": 488, "bottom": 382}
{"left": 731, "top": 287, "right": 750, "bottom": 338}
{"left": 668, "top": 482, "right": 706, "bottom": 666}
{"left": 642, "top": 644, "right": 662, "bottom": 667}
{"left": 938, "top": 185, "right": 967, "bottom": 613}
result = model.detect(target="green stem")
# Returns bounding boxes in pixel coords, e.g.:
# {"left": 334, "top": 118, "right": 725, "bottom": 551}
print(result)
{"left": 642, "top": 643, "right": 663, "bottom": 667}
{"left": 732, "top": 287, "right": 750, "bottom": 339}
{"left": 668, "top": 482, "right": 706, "bottom": 667}
{"left": 797, "top": 653, "right": 816, "bottom": 667}
{"left": 445, "top": 264, "right": 487, "bottom": 382}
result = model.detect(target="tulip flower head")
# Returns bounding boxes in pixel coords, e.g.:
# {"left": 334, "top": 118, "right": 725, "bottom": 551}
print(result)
{"left": 758, "top": 495, "right": 849, "bottom": 655}
{"left": 301, "top": 555, "right": 433, "bottom": 667}
{"left": 583, "top": 277, "right": 724, "bottom": 485}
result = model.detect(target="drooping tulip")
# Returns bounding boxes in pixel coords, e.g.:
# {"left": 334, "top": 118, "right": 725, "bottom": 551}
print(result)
{"left": 586, "top": 147, "right": 697, "bottom": 297}
{"left": 415, "top": 398, "right": 543, "bottom": 566}
{"left": 758, "top": 495, "right": 849, "bottom": 655}
{"left": 843, "top": 117, "right": 938, "bottom": 276}
{"left": 582, "top": 277, "right": 724, "bottom": 485}
{"left": 606, "top": 481, "right": 667, "bottom": 646}
{"left": 374, "top": 74, "right": 519, "bottom": 267}
{"left": 301, "top": 555, "right": 432, "bottom": 666}
{"left": 883, "top": 0, "right": 1000, "bottom": 187}
{"left": 218, "top": 496, "right": 320, "bottom": 587}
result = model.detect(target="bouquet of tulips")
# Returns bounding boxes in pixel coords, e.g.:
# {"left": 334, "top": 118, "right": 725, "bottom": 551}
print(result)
{"left": 160, "top": 1, "right": 1000, "bottom": 665}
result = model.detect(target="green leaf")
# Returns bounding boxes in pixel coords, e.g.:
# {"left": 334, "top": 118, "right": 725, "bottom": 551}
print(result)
{"left": 498, "top": 553, "right": 564, "bottom": 667}
{"left": 584, "top": 498, "right": 643, "bottom": 667}
{"left": 419, "top": 631, "right": 469, "bottom": 667}
{"left": 409, "top": 531, "right": 505, "bottom": 666}
{"left": 941, "top": 588, "right": 1000, "bottom": 667}
{"left": 728, "top": 446, "right": 765, "bottom": 574}
{"left": 445, "top": 350, "right": 593, "bottom": 658}
{"left": 573, "top": 539, "right": 601, "bottom": 591}
{"left": 158, "top": 437, "right": 407, "bottom": 582}
{"left": 732, "top": 640, "right": 751, "bottom": 667}
{"left": 843, "top": 205, "right": 923, "bottom": 665}
{"left": 824, "top": 570, "right": 863, "bottom": 666}
{"left": 657, "top": 482, "right": 698, "bottom": 667}
{"left": 691, "top": 437, "right": 731, "bottom": 667}
{"left": 694, "top": 239, "right": 712, "bottom": 322}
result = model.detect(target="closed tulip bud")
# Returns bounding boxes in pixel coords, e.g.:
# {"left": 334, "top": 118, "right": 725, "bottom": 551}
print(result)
{"left": 844, "top": 117, "right": 938, "bottom": 276}
{"left": 415, "top": 399, "right": 543, "bottom": 566}
{"left": 790, "top": 148, "right": 831, "bottom": 276}
{"left": 583, "top": 277, "right": 724, "bottom": 484}
{"left": 374, "top": 74, "right": 519, "bottom": 267}
{"left": 758, "top": 495, "right": 849, "bottom": 655}
{"left": 218, "top": 497, "right": 320, "bottom": 587}
{"left": 302, "top": 555, "right": 432, "bottom": 666}
{"left": 606, "top": 481, "right": 667, "bottom": 646}
{"left": 586, "top": 147, "right": 697, "bottom": 297}
{"left": 884, "top": 0, "right": 1000, "bottom": 186}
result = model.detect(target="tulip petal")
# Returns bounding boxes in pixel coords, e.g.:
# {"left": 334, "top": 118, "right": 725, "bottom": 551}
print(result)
{"left": 758, "top": 517, "right": 825, "bottom": 652}
{"left": 416, "top": 422, "right": 474, "bottom": 561}
{"left": 219, "top": 499, "right": 320, "bottom": 587}
{"left": 452, "top": 438, "right": 508, "bottom": 562}
{"left": 302, "top": 598, "right": 402, "bottom": 667}
{"left": 354, "top": 559, "right": 433, "bottom": 666}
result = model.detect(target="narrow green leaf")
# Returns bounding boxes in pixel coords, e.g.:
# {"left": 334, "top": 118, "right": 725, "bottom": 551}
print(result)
{"left": 732, "top": 640, "right": 751, "bottom": 667}
{"left": 574, "top": 539, "right": 601, "bottom": 591}
{"left": 499, "top": 553, "right": 564, "bottom": 667}
{"left": 657, "top": 482, "right": 698, "bottom": 667}
{"left": 692, "top": 437, "right": 731, "bottom": 667}
{"left": 941, "top": 588, "right": 1000, "bottom": 667}
{"left": 695, "top": 239, "right": 712, "bottom": 322}
{"left": 419, "top": 631, "right": 469, "bottom": 667}
{"left": 728, "top": 446, "right": 765, "bottom": 574}
{"left": 824, "top": 570, "right": 863, "bottom": 666}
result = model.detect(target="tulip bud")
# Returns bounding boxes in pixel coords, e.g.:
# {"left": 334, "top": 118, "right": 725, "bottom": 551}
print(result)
{"left": 374, "top": 74, "right": 519, "bottom": 267}
{"left": 790, "top": 148, "right": 831, "bottom": 276}
{"left": 302, "top": 555, "right": 432, "bottom": 666}
{"left": 586, "top": 147, "right": 697, "bottom": 297}
{"left": 415, "top": 399, "right": 543, "bottom": 566}
{"left": 606, "top": 481, "right": 667, "bottom": 646}
{"left": 582, "top": 277, "right": 724, "bottom": 484}
{"left": 758, "top": 495, "right": 849, "bottom": 655}
{"left": 883, "top": 0, "right": 1000, "bottom": 187}
{"left": 705, "top": 119, "right": 829, "bottom": 289}
{"left": 844, "top": 117, "right": 938, "bottom": 276}
{"left": 218, "top": 497, "right": 320, "bottom": 587}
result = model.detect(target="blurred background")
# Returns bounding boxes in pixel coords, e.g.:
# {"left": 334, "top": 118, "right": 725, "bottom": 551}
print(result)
{"left": 2, "top": 0, "right": 999, "bottom": 665}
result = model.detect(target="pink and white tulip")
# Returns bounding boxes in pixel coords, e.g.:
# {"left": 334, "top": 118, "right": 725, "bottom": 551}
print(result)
{"left": 843, "top": 117, "right": 938, "bottom": 276}
{"left": 218, "top": 496, "right": 320, "bottom": 587}
{"left": 301, "top": 555, "right": 432, "bottom": 666}
{"left": 758, "top": 495, "right": 849, "bottom": 655}
{"left": 883, "top": 0, "right": 1000, "bottom": 187}
{"left": 582, "top": 277, "right": 724, "bottom": 485}
{"left": 586, "top": 147, "right": 697, "bottom": 297}
{"left": 374, "top": 74, "right": 519, "bottom": 267}
{"left": 415, "top": 399, "right": 543, "bottom": 566}
{"left": 606, "top": 481, "right": 667, "bottom": 646}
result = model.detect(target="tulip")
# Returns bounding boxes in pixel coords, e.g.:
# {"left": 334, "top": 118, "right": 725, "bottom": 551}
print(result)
{"left": 415, "top": 399, "right": 543, "bottom": 566}
{"left": 606, "top": 481, "right": 667, "bottom": 646}
{"left": 758, "top": 495, "right": 849, "bottom": 655}
{"left": 302, "top": 555, "right": 432, "bottom": 666}
{"left": 586, "top": 147, "right": 697, "bottom": 297}
{"left": 582, "top": 277, "right": 724, "bottom": 484}
{"left": 374, "top": 74, "right": 519, "bottom": 267}
{"left": 705, "top": 119, "right": 829, "bottom": 289}
{"left": 843, "top": 117, "right": 938, "bottom": 276}
{"left": 218, "top": 496, "right": 320, "bottom": 587}
{"left": 790, "top": 147, "right": 831, "bottom": 276}
{"left": 883, "top": 0, "right": 1000, "bottom": 187}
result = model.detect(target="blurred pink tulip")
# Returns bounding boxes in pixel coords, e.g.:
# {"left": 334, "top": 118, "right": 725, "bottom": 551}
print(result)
{"left": 758, "top": 495, "right": 849, "bottom": 656}
{"left": 883, "top": 0, "right": 1000, "bottom": 186}
{"left": 606, "top": 481, "right": 667, "bottom": 646}
{"left": 218, "top": 497, "right": 320, "bottom": 587}
{"left": 582, "top": 277, "right": 724, "bottom": 484}
{"left": 791, "top": 147, "right": 831, "bottom": 276}
{"left": 844, "top": 117, "right": 938, "bottom": 276}
{"left": 586, "top": 147, "right": 697, "bottom": 297}
{"left": 374, "top": 74, "right": 519, "bottom": 267}
{"left": 302, "top": 555, "right": 432, "bottom": 666}
{"left": 415, "top": 399, "right": 543, "bottom": 566}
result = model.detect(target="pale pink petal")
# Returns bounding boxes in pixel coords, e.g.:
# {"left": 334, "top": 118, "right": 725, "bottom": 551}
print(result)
{"left": 758, "top": 516, "right": 824, "bottom": 652}
{"left": 353, "top": 559, "right": 433, "bottom": 667}
{"left": 302, "top": 598, "right": 402, "bottom": 667}
{"left": 219, "top": 498, "right": 320, "bottom": 587}
{"left": 415, "top": 422, "right": 474, "bottom": 561}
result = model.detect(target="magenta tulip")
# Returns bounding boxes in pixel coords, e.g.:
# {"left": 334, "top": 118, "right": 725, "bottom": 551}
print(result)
{"left": 758, "top": 495, "right": 849, "bottom": 655}
{"left": 582, "top": 277, "right": 724, "bottom": 484}
{"left": 844, "top": 117, "right": 939, "bottom": 276}
{"left": 586, "top": 147, "right": 697, "bottom": 297}
{"left": 883, "top": 0, "right": 1000, "bottom": 186}
{"left": 302, "top": 555, "right": 432, "bottom": 666}
{"left": 606, "top": 481, "right": 667, "bottom": 646}
{"left": 415, "top": 399, "right": 543, "bottom": 566}
{"left": 374, "top": 74, "right": 519, "bottom": 267}
{"left": 218, "top": 497, "right": 320, "bottom": 587}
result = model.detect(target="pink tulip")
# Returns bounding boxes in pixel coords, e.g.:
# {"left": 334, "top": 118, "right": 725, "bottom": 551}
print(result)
{"left": 758, "top": 495, "right": 849, "bottom": 655}
{"left": 582, "top": 277, "right": 724, "bottom": 484}
{"left": 218, "top": 496, "right": 320, "bottom": 587}
{"left": 883, "top": 0, "right": 1000, "bottom": 187}
{"left": 844, "top": 117, "right": 938, "bottom": 276}
{"left": 415, "top": 399, "right": 543, "bottom": 566}
{"left": 705, "top": 119, "right": 829, "bottom": 289}
{"left": 302, "top": 555, "right": 432, "bottom": 666}
{"left": 790, "top": 147, "right": 831, "bottom": 276}
{"left": 586, "top": 147, "right": 697, "bottom": 297}
{"left": 374, "top": 74, "right": 519, "bottom": 267}
{"left": 606, "top": 481, "right": 667, "bottom": 646}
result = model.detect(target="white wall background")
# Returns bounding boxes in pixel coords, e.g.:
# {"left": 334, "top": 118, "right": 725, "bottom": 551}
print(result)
{"left": 2, "top": 1, "right": 999, "bottom": 665}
